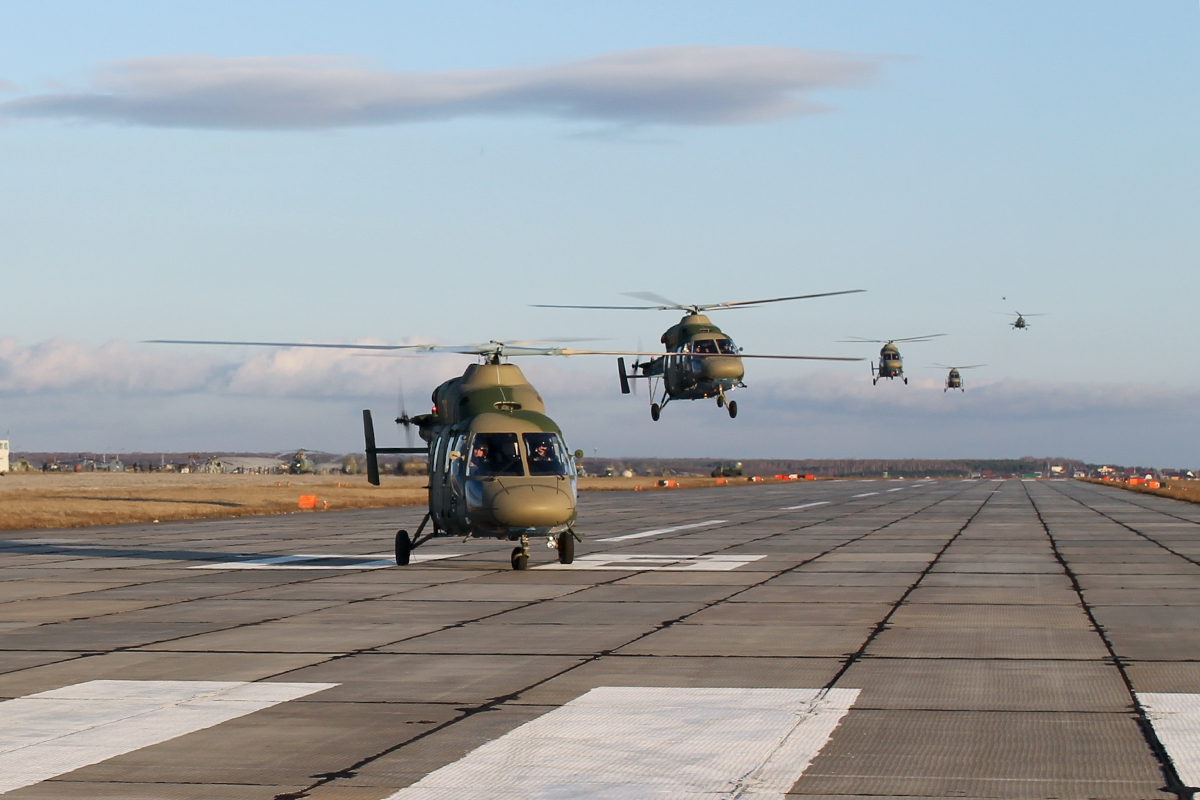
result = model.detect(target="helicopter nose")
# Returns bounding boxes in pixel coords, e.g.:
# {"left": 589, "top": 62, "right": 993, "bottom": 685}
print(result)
{"left": 490, "top": 484, "right": 575, "bottom": 528}
{"left": 703, "top": 357, "right": 744, "bottom": 381}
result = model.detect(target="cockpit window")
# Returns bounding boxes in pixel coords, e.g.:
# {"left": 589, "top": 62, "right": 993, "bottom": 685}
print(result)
{"left": 717, "top": 339, "right": 737, "bottom": 355}
{"left": 467, "top": 433, "right": 524, "bottom": 477}
{"left": 692, "top": 339, "right": 718, "bottom": 355}
{"left": 523, "top": 433, "right": 571, "bottom": 476}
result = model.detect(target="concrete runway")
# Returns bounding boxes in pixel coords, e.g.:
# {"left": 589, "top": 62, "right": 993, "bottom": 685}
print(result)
{"left": 3, "top": 479, "right": 1200, "bottom": 799}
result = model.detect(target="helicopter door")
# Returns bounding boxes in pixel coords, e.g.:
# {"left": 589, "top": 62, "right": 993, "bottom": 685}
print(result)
{"left": 429, "top": 434, "right": 446, "bottom": 525}
{"left": 447, "top": 433, "right": 466, "bottom": 519}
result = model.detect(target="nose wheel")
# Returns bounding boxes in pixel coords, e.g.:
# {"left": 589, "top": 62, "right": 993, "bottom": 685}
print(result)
{"left": 650, "top": 403, "right": 661, "bottom": 421}
{"left": 511, "top": 535, "right": 530, "bottom": 570}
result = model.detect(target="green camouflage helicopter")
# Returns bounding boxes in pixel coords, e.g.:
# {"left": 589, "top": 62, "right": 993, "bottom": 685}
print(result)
{"left": 1001, "top": 311, "right": 1045, "bottom": 330}
{"left": 148, "top": 337, "right": 661, "bottom": 570}
{"left": 839, "top": 335, "right": 945, "bottom": 384}
{"left": 932, "top": 363, "right": 984, "bottom": 392}
{"left": 533, "top": 291, "right": 865, "bottom": 420}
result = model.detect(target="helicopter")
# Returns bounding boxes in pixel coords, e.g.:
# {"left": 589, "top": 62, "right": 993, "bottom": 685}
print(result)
{"left": 532, "top": 291, "right": 865, "bottom": 420}
{"left": 932, "top": 363, "right": 984, "bottom": 392}
{"left": 147, "top": 337, "right": 667, "bottom": 570}
{"left": 1003, "top": 312, "right": 1045, "bottom": 330}
{"left": 839, "top": 335, "right": 946, "bottom": 385}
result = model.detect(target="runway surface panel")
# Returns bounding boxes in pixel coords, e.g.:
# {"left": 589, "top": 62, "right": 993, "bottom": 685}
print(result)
{"left": 2, "top": 479, "right": 1200, "bottom": 798}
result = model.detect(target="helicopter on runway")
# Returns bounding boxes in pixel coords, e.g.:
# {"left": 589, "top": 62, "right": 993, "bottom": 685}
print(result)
{"left": 932, "top": 363, "right": 984, "bottom": 392}
{"left": 148, "top": 337, "right": 663, "bottom": 570}
{"left": 840, "top": 335, "right": 945, "bottom": 385}
{"left": 533, "top": 291, "right": 865, "bottom": 420}
{"left": 1003, "top": 312, "right": 1045, "bottom": 330}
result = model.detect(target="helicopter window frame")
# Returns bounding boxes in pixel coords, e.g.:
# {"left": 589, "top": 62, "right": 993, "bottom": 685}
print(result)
{"left": 466, "top": 432, "right": 526, "bottom": 478}
{"left": 692, "top": 339, "right": 719, "bottom": 355}
{"left": 522, "top": 433, "right": 572, "bottom": 477}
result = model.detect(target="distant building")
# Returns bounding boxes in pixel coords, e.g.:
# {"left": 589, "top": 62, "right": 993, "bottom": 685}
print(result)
{"left": 0, "top": 440, "right": 8, "bottom": 474}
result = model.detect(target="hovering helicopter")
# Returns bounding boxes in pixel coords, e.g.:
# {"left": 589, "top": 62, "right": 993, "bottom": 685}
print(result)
{"left": 839, "top": 335, "right": 946, "bottom": 385}
{"left": 1002, "top": 312, "right": 1045, "bottom": 330}
{"left": 147, "top": 337, "right": 662, "bottom": 570}
{"left": 532, "top": 291, "right": 865, "bottom": 420}
{"left": 931, "top": 363, "right": 985, "bottom": 392}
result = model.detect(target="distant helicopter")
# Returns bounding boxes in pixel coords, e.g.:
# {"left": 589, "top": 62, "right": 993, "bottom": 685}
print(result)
{"left": 932, "top": 363, "right": 984, "bottom": 392}
{"left": 1003, "top": 312, "right": 1045, "bottom": 330}
{"left": 148, "top": 337, "right": 662, "bottom": 570}
{"left": 840, "top": 335, "right": 946, "bottom": 385}
{"left": 533, "top": 291, "right": 865, "bottom": 420}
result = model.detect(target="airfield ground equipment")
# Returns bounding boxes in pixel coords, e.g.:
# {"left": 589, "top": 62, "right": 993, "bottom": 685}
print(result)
{"left": 840, "top": 335, "right": 946, "bottom": 385}
{"left": 534, "top": 291, "right": 865, "bottom": 420}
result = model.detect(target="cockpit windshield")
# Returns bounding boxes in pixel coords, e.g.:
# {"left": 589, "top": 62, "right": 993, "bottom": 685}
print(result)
{"left": 467, "top": 433, "right": 525, "bottom": 477}
{"left": 523, "top": 433, "right": 572, "bottom": 476}
{"left": 692, "top": 339, "right": 718, "bottom": 354}
{"left": 717, "top": 339, "right": 737, "bottom": 355}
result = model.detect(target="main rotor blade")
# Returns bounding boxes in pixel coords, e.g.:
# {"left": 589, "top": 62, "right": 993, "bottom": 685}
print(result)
{"left": 838, "top": 337, "right": 885, "bottom": 343}
{"left": 697, "top": 289, "right": 866, "bottom": 311}
{"left": 621, "top": 291, "right": 687, "bottom": 309}
{"left": 529, "top": 303, "right": 665, "bottom": 310}
{"left": 732, "top": 354, "right": 864, "bottom": 361}
{"left": 145, "top": 339, "right": 424, "bottom": 350}
{"left": 1015, "top": 312, "right": 1047, "bottom": 317}
{"left": 890, "top": 334, "right": 947, "bottom": 343}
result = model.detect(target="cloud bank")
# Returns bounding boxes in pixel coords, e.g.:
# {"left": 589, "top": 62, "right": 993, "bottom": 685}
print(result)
{"left": 0, "top": 46, "right": 880, "bottom": 130}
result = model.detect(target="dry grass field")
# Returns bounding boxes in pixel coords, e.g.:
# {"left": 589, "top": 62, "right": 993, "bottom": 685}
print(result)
{"left": 0, "top": 472, "right": 794, "bottom": 531}
{"left": 1080, "top": 477, "right": 1200, "bottom": 506}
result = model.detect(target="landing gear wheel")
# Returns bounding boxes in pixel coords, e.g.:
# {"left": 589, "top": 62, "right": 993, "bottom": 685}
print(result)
{"left": 903, "top": 377, "right": 908, "bottom": 385}
{"left": 727, "top": 400, "right": 737, "bottom": 419}
{"left": 557, "top": 531, "right": 575, "bottom": 564}
{"left": 716, "top": 395, "right": 725, "bottom": 408}
{"left": 395, "top": 530, "right": 411, "bottom": 567}
{"left": 511, "top": 547, "right": 529, "bottom": 571}
{"left": 650, "top": 403, "right": 661, "bottom": 421}
{"left": 872, "top": 378, "right": 878, "bottom": 385}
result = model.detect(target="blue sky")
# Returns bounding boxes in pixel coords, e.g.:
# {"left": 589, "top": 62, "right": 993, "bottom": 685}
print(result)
{"left": 1, "top": 2, "right": 1198, "bottom": 465}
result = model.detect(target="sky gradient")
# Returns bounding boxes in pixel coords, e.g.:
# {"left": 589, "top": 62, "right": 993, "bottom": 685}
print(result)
{"left": 1, "top": 2, "right": 1198, "bottom": 465}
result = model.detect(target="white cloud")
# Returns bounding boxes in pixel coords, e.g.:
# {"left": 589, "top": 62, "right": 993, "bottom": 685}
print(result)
{"left": 757, "top": 370, "right": 1200, "bottom": 419}
{"left": 0, "top": 47, "right": 880, "bottom": 130}
{"left": 0, "top": 337, "right": 215, "bottom": 394}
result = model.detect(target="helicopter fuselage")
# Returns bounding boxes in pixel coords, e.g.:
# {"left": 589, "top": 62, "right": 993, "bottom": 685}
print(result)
{"left": 945, "top": 368, "right": 963, "bottom": 391}
{"left": 639, "top": 314, "right": 745, "bottom": 399}
{"left": 418, "top": 363, "right": 578, "bottom": 541}
{"left": 873, "top": 344, "right": 905, "bottom": 383}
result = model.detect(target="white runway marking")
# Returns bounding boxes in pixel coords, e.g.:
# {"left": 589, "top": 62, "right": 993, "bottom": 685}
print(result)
{"left": 192, "top": 552, "right": 460, "bottom": 569}
{"left": 599, "top": 519, "right": 727, "bottom": 542}
{"left": 384, "top": 686, "right": 858, "bottom": 799}
{"left": 782, "top": 501, "right": 830, "bottom": 510}
{"left": 1139, "top": 693, "right": 1200, "bottom": 785}
{"left": 540, "top": 553, "right": 767, "bottom": 571}
{"left": 852, "top": 492, "right": 879, "bottom": 498}
{"left": 885, "top": 488, "right": 905, "bottom": 492}
{"left": 0, "top": 680, "right": 336, "bottom": 795}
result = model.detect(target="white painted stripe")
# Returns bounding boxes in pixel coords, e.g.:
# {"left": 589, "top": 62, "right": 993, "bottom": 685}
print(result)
{"left": 0, "top": 680, "right": 336, "bottom": 795}
{"left": 384, "top": 686, "right": 858, "bottom": 799}
{"left": 1138, "top": 693, "right": 1200, "bottom": 785}
{"left": 192, "top": 552, "right": 460, "bottom": 569}
{"left": 599, "top": 519, "right": 727, "bottom": 542}
{"left": 539, "top": 553, "right": 767, "bottom": 571}
{"left": 885, "top": 488, "right": 904, "bottom": 492}
{"left": 852, "top": 492, "right": 878, "bottom": 498}
{"left": 782, "top": 501, "right": 830, "bottom": 511}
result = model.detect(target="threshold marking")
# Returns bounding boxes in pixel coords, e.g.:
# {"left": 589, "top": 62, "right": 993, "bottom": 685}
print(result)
{"left": 599, "top": 519, "right": 727, "bottom": 542}
{"left": 384, "top": 686, "right": 858, "bottom": 799}
{"left": 540, "top": 553, "right": 767, "bottom": 571}
{"left": 782, "top": 501, "right": 830, "bottom": 511}
{"left": 0, "top": 679, "right": 336, "bottom": 795}
{"left": 1139, "top": 693, "right": 1200, "bottom": 785}
{"left": 852, "top": 492, "right": 879, "bottom": 498}
{"left": 191, "top": 552, "right": 460, "bottom": 569}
